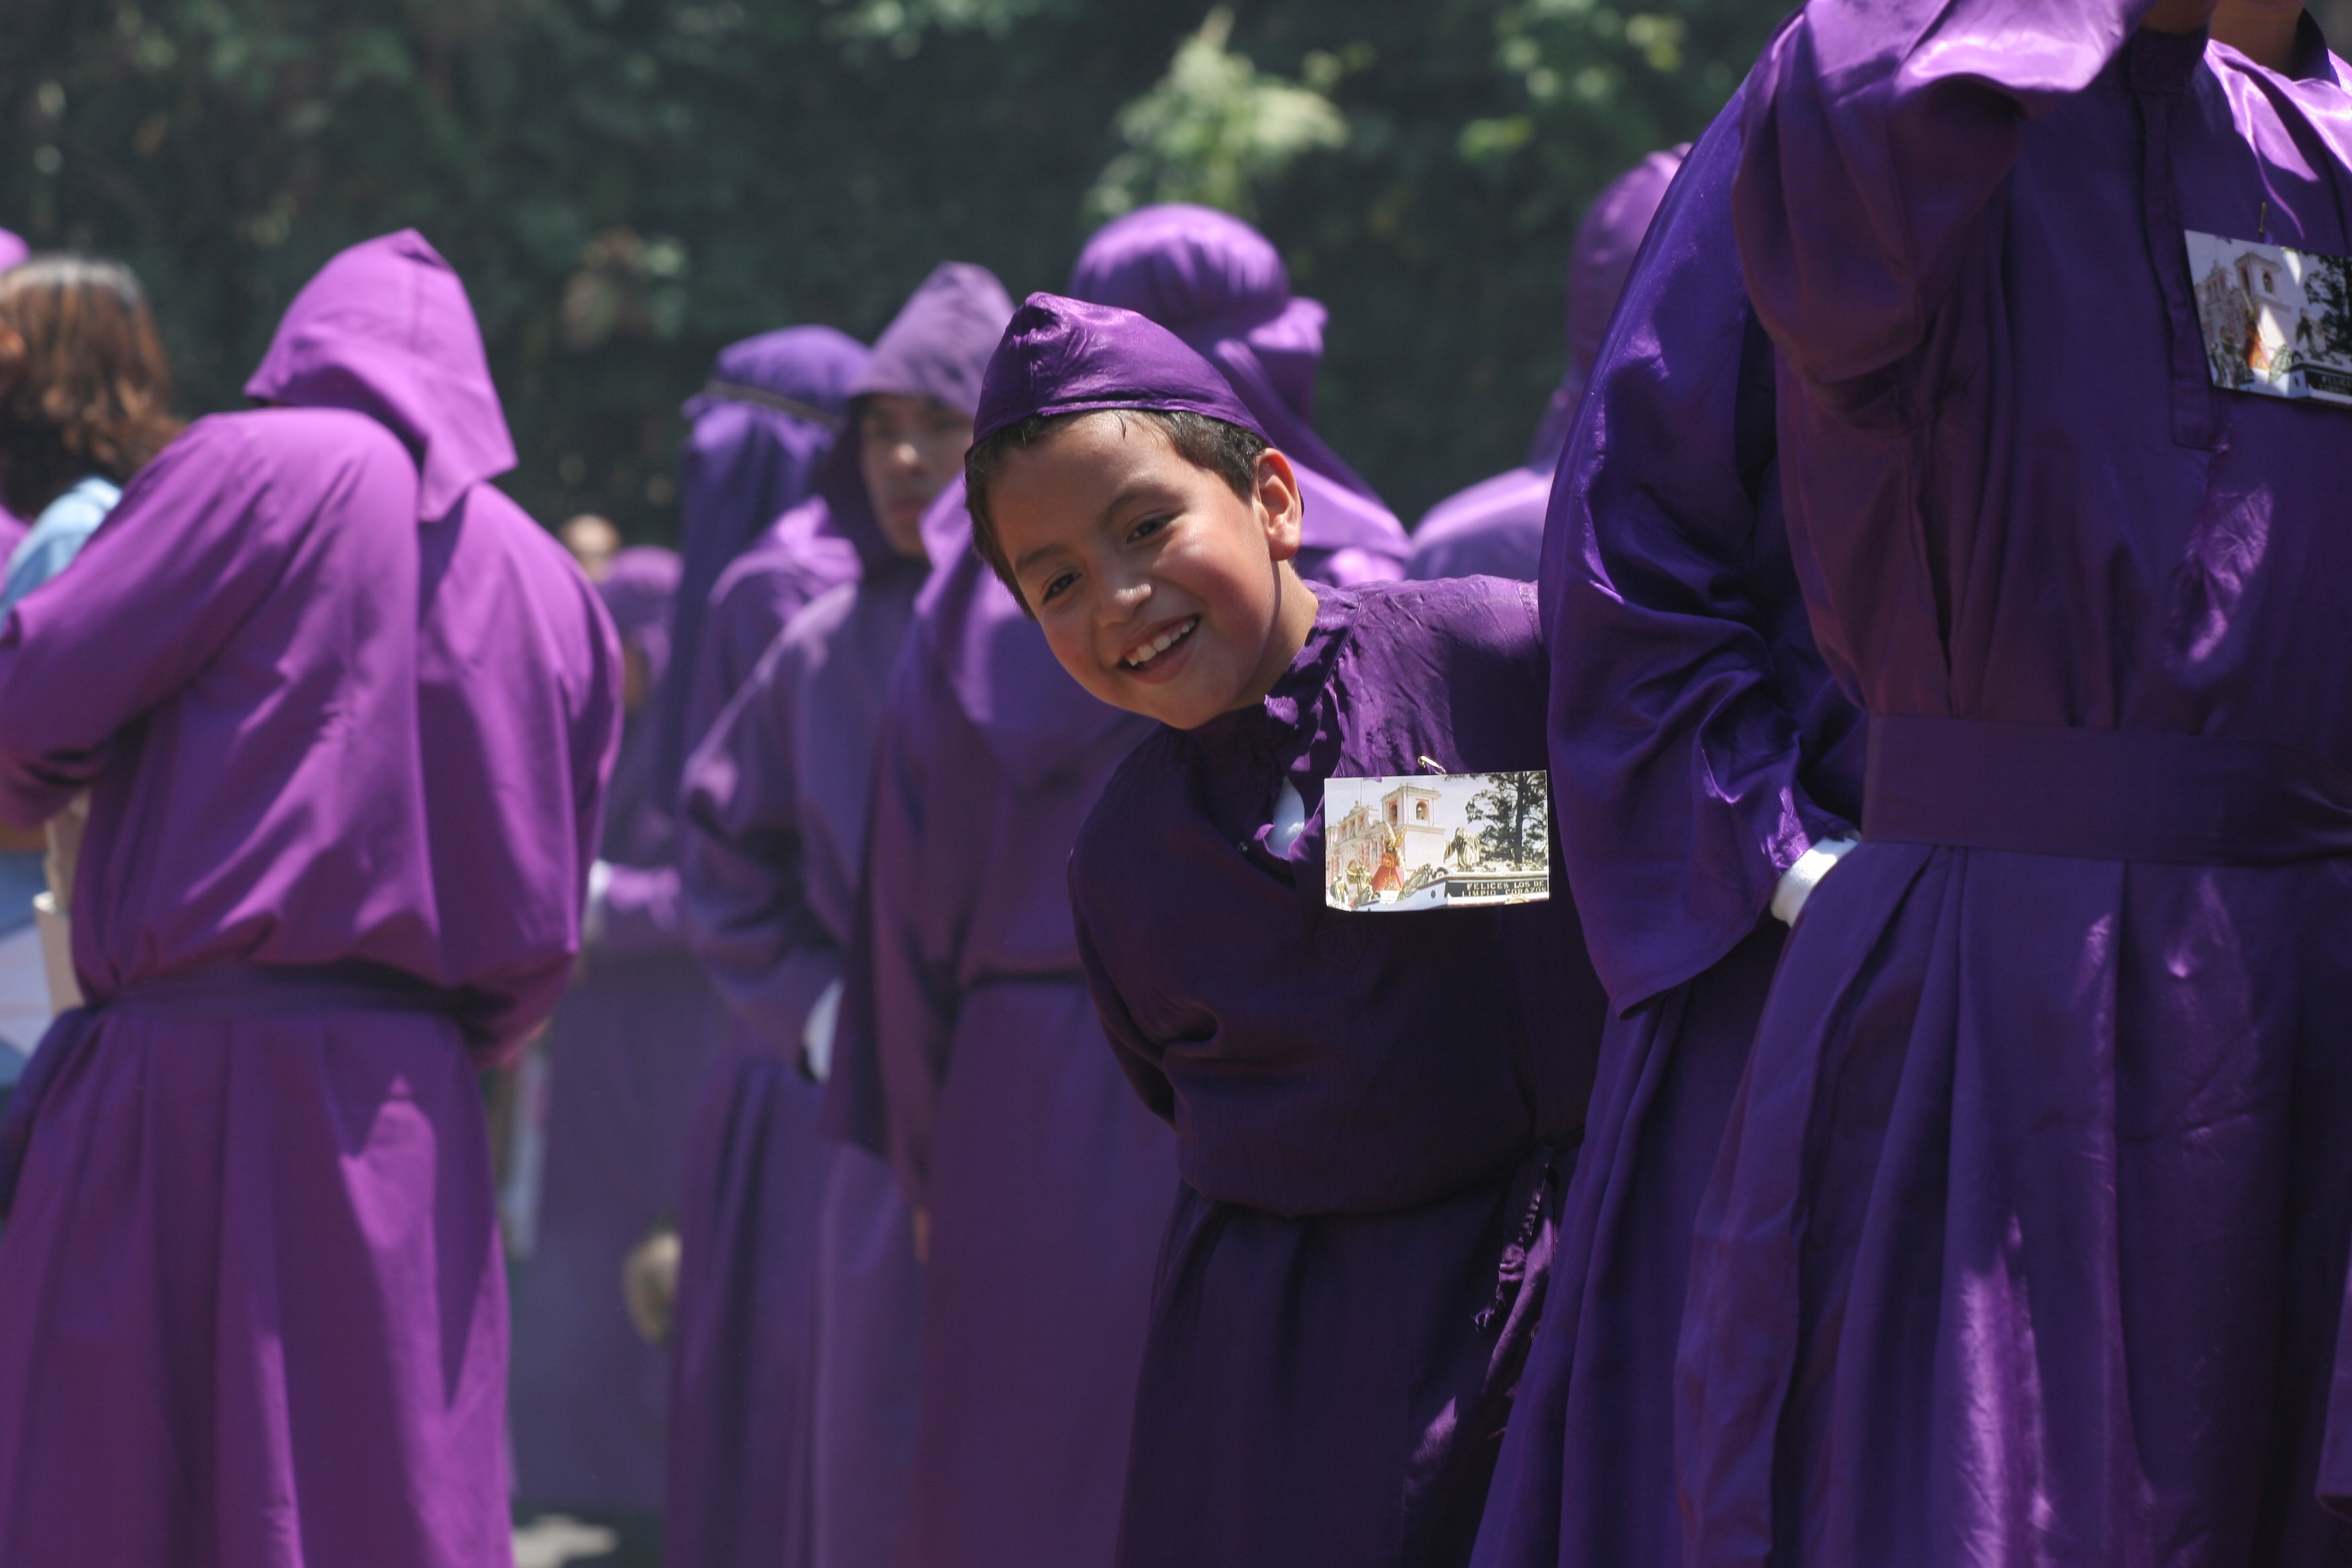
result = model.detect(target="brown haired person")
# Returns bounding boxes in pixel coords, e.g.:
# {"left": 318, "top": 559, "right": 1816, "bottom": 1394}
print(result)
{"left": 0, "top": 256, "right": 181, "bottom": 1025}
{"left": 0, "top": 256, "right": 180, "bottom": 618}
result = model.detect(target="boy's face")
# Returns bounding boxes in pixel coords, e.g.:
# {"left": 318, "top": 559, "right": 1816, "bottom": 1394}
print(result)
{"left": 991, "top": 412, "right": 1311, "bottom": 730}
{"left": 860, "top": 394, "right": 972, "bottom": 559}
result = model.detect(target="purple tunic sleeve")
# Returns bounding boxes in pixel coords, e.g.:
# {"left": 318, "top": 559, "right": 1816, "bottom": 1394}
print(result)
{"left": 0, "top": 421, "right": 299, "bottom": 827}
{"left": 1546, "top": 95, "right": 1865, "bottom": 1012}
{"left": 1738, "top": 0, "right": 2157, "bottom": 388}
{"left": 683, "top": 499, "right": 861, "bottom": 766}
{"left": 679, "top": 630, "right": 842, "bottom": 1050}
{"left": 416, "top": 485, "right": 624, "bottom": 1059}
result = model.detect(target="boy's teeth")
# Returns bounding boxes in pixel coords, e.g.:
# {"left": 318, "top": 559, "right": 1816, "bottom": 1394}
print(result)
{"left": 1126, "top": 618, "right": 1195, "bottom": 668}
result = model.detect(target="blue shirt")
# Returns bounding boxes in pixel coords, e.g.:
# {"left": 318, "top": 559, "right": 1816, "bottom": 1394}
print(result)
{"left": 0, "top": 475, "right": 120, "bottom": 620}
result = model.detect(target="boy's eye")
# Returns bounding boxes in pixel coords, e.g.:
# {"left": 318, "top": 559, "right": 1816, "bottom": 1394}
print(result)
{"left": 1128, "top": 511, "right": 1174, "bottom": 544}
{"left": 1038, "top": 569, "right": 1079, "bottom": 604}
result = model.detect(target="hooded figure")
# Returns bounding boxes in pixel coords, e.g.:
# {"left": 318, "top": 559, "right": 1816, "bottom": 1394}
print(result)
{"left": 507, "top": 544, "right": 716, "bottom": 1517}
{"left": 1466, "top": 98, "right": 1865, "bottom": 1568}
{"left": 1671, "top": 8, "right": 2352, "bottom": 1565}
{"left": 663, "top": 327, "right": 869, "bottom": 801}
{"left": 1068, "top": 203, "right": 1410, "bottom": 585}
{"left": 1408, "top": 149, "right": 1684, "bottom": 585}
{"left": 0, "top": 228, "right": 618, "bottom": 1566}
{"left": 687, "top": 323, "right": 920, "bottom": 769}
{"left": 669, "top": 262, "right": 1012, "bottom": 1568}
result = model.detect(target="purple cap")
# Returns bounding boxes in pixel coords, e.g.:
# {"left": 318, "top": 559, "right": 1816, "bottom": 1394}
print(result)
{"left": 973, "top": 293, "right": 1271, "bottom": 448}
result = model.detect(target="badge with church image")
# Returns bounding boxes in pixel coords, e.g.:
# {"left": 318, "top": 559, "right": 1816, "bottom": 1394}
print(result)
{"left": 1322, "top": 770, "right": 1550, "bottom": 912}
{"left": 2186, "top": 230, "right": 2352, "bottom": 405}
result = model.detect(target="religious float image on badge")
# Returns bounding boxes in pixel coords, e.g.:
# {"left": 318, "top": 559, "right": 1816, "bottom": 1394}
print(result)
{"left": 1322, "top": 770, "right": 1551, "bottom": 912}
{"left": 2187, "top": 229, "right": 2352, "bottom": 405}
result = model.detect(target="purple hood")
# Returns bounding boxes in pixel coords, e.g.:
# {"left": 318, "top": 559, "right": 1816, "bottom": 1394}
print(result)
{"left": 246, "top": 230, "right": 515, "bottom": 522}
{"left": 1525, "top": 147, "right": 1688, "bottom": 469}
{"left": 1068, "top": 205, "right": 1404, "bottom": 558}
{"left": 814, "top": 261, "right": 1014, "bottom": 571}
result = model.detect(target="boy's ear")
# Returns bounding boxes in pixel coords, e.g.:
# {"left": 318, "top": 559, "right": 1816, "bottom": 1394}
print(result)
{"left": 1255, "top": 448, "right": 1304, "bottom": 563}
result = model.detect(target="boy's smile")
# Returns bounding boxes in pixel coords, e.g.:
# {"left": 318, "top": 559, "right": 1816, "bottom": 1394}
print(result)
{"left": 1119, "top": 614, "right": 1199, "bottom": 679}
{"left": 988, "top": 411, "right": 1317, "bottom": 730}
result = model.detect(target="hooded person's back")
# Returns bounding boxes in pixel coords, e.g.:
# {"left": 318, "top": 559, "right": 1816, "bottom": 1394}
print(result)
{"left": 246, "top": 228, "right": 620, "bottom": 1052}
{"left": 1408, "top": 148, "right": 1684, "bottom": 585}
{"left": 1068, "top": 203, "right": 1408, "bottom": 585}
{"left": 0, "top": 227, "right": 618, "bottom": 1568}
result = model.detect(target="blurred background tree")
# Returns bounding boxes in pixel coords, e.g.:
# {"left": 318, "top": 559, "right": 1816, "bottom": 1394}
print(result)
{"left": 0, "top": 0, "right": 1793, "bottom": 532}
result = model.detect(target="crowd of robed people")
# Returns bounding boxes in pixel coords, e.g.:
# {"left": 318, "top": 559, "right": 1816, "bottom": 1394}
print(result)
{"left": 0, "top": 1, "right": 2347, "bottom": 1566}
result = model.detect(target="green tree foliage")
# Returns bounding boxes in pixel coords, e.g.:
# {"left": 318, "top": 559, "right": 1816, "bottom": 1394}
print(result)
{"left": 1463, "top": 769, "right": 1549, "bottom": 871}
{"left": 1085, "top": 9, "right": 1348, "bottom": 222}
{"left": 1, "top": 0, "right": 1784, "bottom": 537}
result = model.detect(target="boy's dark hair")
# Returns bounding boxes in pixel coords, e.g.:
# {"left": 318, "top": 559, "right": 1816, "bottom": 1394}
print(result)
{"left": 965, "top": 407, "right": 1268, "bottom": 615}
{"left": 0, "top": 256, "right": 181, "bottom": 518}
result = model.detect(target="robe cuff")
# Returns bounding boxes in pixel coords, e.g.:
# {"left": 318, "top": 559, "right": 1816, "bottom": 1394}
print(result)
{"left": 1769, "top": 836, "right": 1860, "bottom": 926}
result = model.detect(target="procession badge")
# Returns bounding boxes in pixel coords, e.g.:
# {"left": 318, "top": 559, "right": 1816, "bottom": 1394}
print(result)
{"left": 2186, "top": 227, "right": 2352, "bottom": 405}
{"left": 1322, "top": 758, "right": 1550, "bottom": 912}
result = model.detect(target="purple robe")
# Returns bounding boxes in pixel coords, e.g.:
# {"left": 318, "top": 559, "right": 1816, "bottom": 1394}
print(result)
{"left": 1069, "top": 203, "right": 1411, "bottom": 583}
{"left": 1409, "top": 150, "right": 1683, "bottom": 585}
{"left": 507, "top": 545, "right": 720, "bottom": 1514}
{"left": 847, "top": 483, "right": 1170, "bottom": 1568}
{"left": 0, "top": 229, "right": 618, "bottom": 1567}
{"left": 669, "top": 262, "right": 1012, "bottom": 1568}
{"left": 1067, "top": 579, "right": 1606, "bottom": 1568}
{"left": 1467, "top": 100, "right": 1865, "bottom": 1568}
{"left": 660, "top": 327, "right": 867, "bottom": 802}
{"left": 1675, "top": 10, "right": 2352, "bottom": 1564}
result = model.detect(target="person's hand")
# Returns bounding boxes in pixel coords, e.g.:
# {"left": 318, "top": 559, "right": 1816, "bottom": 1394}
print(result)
{"left": 913, "top": 1208, "right": 930, "bottom": 1265}
{"left": 623, "top": 1221, "right": 682, "bottom": 1346}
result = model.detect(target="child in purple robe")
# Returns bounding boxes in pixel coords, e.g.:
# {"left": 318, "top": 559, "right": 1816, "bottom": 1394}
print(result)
{"left": 668, "top": 261, "right": 1011, "bottom": 1568}
{"left": 961, "top": 293, "right": 1609, "bottom": 1568}
{"left": 0, "top": 228, "right": 618, "bottom": 1567}
{"left": 1467, "top": 95, "right": 1867, "bottom": 1568}
{"left": 844, "top": 203, "right": 1418, "bottom": 1568}
{"left": 1673, "top": 3, "right": 2352, "bottom": 1563}
{"left": 1407, "top": 149, "right": 1683, "bottom": 585}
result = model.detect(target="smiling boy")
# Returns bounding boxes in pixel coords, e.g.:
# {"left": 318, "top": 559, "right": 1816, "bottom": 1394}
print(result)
{"left": 965, "top": 293, "right": 1610, "bottom": 1568}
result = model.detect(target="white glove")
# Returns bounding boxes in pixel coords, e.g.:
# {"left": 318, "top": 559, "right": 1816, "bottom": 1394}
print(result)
{"left": 1769, "top": 837, "right": 1860, "bottom": 927}
{"left": 801, "top": 977, "right": 844, "bottom": 1084}
{"left": 581, "top": 859, "right": 614, "bottom": 950}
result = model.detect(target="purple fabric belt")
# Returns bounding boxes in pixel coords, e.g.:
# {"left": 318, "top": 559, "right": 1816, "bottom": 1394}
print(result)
{"left": 1862, "top": 716, "right": 2352, "bottom": 865}
{"left": 0, "top": 961, "right": 456, "bottom": 1215}
{"left": 97, "top": 959, "right": 455, "bottom": 1019}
